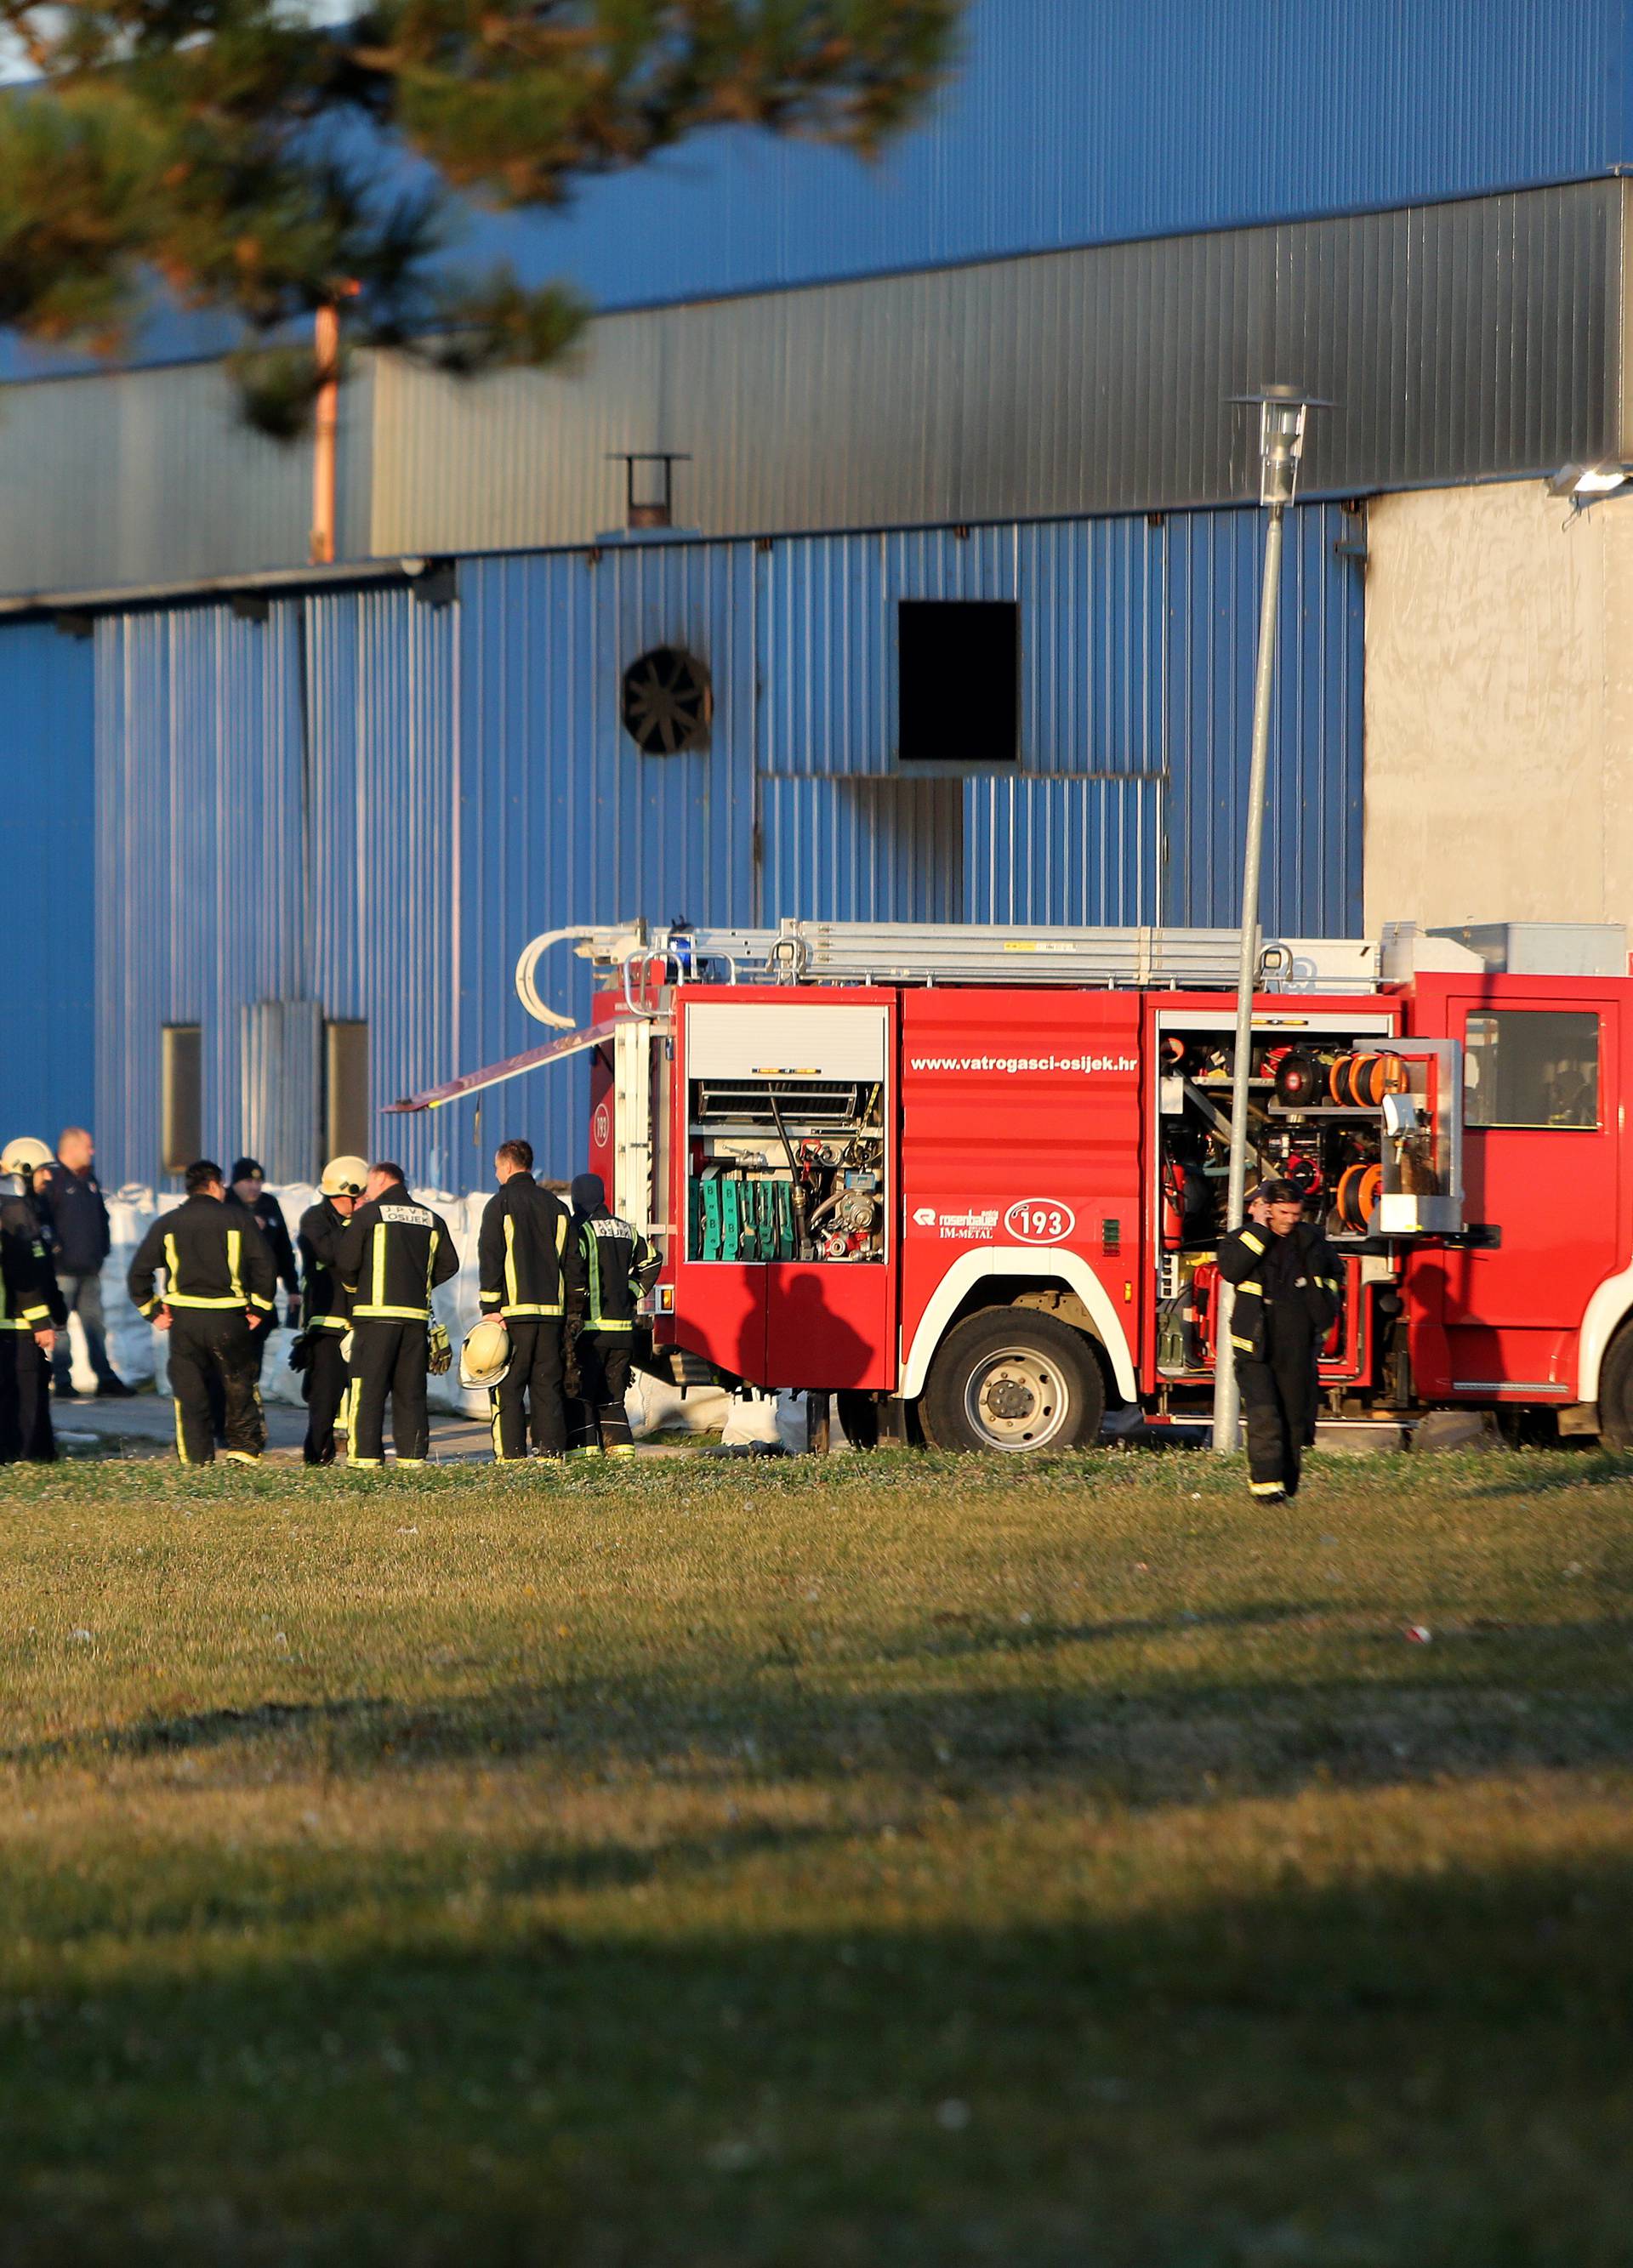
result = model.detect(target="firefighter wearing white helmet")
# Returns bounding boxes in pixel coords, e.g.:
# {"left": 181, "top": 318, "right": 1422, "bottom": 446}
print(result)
{"left": 0, "top": 1137, "right": 65, "bottom": 1464}
{"left": 293, "top": 1157, "right": 369, "bottom": 1465}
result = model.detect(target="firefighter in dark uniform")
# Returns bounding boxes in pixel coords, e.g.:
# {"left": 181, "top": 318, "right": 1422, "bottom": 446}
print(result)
{"left": 475, "top": 1139, "right": 577, "bottom": 1462}
{"left": 295, "top": 1154, "right": 368, "bottom": 1465}
{"left": 230, "top": 1158, "right": 300, "bottom": 1380}
{"left": 1217, "top": 1177, "right": 1341, "bottom": 1503}
{"left": 337, "top": 1162, "right": 458, "bottom": 1469}
{"left": 0, "top": 1136, "right": 67, "bottom": 1464}
{"left": 127, "top": 1159, "right": 277, "bottom": 1465}
{"left": 566, "top": 1171, "right": 660, "bottom": 1458}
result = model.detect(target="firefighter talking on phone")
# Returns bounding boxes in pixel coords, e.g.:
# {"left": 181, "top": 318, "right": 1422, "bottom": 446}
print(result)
{"left": 1217, "top": 1178, "right": 1340, "bottom": 1503}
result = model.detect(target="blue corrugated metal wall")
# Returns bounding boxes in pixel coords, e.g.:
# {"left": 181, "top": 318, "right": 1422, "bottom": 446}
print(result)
{"left": 6, "top": 0, "right": 1630, "bottom": 384}
{"left": 0, "top": 623, "right": 96, "bottom": 1142}
{"left": 43, "top": 498, "right": 1360, "bottom": 1188}
{"left": 95, "top": 608, "right": 306, "bottom": 1184}
{"left": 451, "top": 0, "right": 1633, "bottom": 310}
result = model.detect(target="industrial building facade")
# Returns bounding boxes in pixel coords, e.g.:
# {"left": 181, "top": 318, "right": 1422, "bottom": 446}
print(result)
{"left": 2, "top": 0, "right": 1631, "bottom": 1186}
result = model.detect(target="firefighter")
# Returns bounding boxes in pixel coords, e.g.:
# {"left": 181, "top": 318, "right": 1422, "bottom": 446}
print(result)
{"left": 295, "top": 1155, "right": 368, "bottom": 1465}
{"left": 1216, "top": 1176, "right": 1340, "bottom": 1503}
{"left": 336, "top": 1162, "right": 458, "bottom": 1470}
{"left": 229, "top": 1158, "right": 301, "bottom": 1383}
{"left": 475, "top": 1139, "right": 576, "bottom": 1462}
{"left": 565, "top": 1171, "right": 660, "bottom": 1458}
{"left": 127, "top": 1159, "right": 276, "bottom": 1465}
{"left": 0, "top": 1137, "right": 66, "bottom": 1464}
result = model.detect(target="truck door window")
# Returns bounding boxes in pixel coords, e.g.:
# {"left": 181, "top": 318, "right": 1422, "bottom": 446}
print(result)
{"left": 1464, "top": 1010, "right": 1599, "bottom": 1129}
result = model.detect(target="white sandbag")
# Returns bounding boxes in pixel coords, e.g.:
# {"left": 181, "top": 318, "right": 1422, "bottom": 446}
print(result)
{"left": 626, "top": 1369, "right": 731, "bottom": 1440}
{"left": 720, "top": 1388, "right": 785, "bottom": 1447}
{"left": 774, "top": 1390, "right": 811, "bottom": 1455}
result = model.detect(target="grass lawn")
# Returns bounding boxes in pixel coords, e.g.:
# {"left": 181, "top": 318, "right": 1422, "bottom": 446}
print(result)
{"left": 2, "top": 1445, "right": 1632, "bottom": 2266}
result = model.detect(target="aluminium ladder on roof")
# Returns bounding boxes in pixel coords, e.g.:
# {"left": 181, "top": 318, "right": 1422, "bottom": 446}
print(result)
{"left": 575, "top": 918, "right": 1382, "bottom": 994}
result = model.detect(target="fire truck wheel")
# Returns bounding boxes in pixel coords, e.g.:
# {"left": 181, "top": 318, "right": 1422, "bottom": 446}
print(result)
{"left": 920, "top": 1309, "right": 1106, "bottom": 1454}
{"left": 1597, "top": 1322, "right": 1633, "bottom": 1448}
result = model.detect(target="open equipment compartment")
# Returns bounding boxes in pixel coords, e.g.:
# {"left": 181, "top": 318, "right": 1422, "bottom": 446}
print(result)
{"left": 1152, "top": 1008, "right": 1463, "bottom": 1386}
{"left": 683, "top": 1000, "right": 889, "bottom": 1265}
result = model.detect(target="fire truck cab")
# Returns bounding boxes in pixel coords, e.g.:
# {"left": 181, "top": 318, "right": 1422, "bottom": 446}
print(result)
{"left": 435, "top": 915, "right": 1633, "bottom": 1453}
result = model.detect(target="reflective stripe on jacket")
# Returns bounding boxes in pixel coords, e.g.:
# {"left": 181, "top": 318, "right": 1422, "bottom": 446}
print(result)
{"left": 0, "top": 1193, "right": 64, "bottom": 1333}
{"left": 298, "top": 1197, "right": 353, "bottom": 1329}
{"left": 477, "top": 1174, "right": 577, "bottom": 1320}
{"left": 127, "top": 1194, "right": 277, "bottom": 1319}
{"left": 336, "top": 1185, "right": 458, "bottom": 1322}
{"left": 572, "top": 1210, "right": 661, "bottom": 1333}
{"left": 1216, "top": 1220, "right": 1340, "bottom": 1361}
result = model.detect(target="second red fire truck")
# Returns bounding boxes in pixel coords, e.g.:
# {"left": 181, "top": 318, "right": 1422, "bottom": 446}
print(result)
{"left": 403, "top": 915, "right": 1633, "bottom": 1454}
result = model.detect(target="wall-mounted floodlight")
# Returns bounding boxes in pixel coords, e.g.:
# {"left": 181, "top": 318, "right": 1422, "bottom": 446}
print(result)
{"left": 1545, "top": 463, "right": 1632, "bottom": 505}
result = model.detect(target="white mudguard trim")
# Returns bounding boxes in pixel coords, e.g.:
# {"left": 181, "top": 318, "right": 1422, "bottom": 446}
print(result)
{"left": 901, "top": 1248, "right": 1138, "bottom": 1403}
{"left": 1575, "top": 1257, "right": 1633, "bottom": 1402}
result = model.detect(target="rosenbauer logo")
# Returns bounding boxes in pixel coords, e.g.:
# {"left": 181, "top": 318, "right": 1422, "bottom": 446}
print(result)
{"left": 908, "top": 1049, "right": 1137, "bottom": 1076}
{"left": 1004, "top": 1198, "right": 1075, "bottom": 1245}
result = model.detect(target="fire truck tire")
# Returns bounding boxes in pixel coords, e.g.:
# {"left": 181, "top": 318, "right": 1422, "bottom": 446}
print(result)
{"left": 919, "top": 1309, "right": 1106, "bottom": 1454}
{"left": 1597, "top": 1322, "right": 1633, "bottom": 1448}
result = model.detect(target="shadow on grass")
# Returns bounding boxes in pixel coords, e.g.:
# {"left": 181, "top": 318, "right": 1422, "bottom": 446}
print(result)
{"left": 1460, "top": 1448, "right": 1633, "bottom": 1498}
{"left": 3, "top": 1850, "right": 1633, "bottom": 2267}
{"left": 9, "top": 1641, "right": 1633, "bottom": 1805}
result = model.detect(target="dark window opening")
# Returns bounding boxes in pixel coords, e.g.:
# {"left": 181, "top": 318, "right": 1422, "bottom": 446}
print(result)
{"left": 897, "top": 600, "right": 1019, "bottom": 765}
{"left": 1465, "top": 1009, "right": 1600, "bottom": 1129}
{"left": 161, "top": 1025, "right": 202, "bottom": 1176}
{"left": 324, "top": 1020, "right": 370, "bottom": 1161}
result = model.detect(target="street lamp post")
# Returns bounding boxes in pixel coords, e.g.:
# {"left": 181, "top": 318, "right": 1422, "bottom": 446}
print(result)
{"left": 1211, "top": 388, "right": 1322, "bottom": 1454}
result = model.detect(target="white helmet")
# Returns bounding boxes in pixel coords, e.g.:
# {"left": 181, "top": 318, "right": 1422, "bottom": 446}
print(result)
{"left": 459, "top": 1316, "right": 511, "bottom": 1390}
{"left": 0, "top": 1136, "right": 52, "bottom": 1179}
{"left": 320, "top": 1154, "right": 370, "bottom": 1198}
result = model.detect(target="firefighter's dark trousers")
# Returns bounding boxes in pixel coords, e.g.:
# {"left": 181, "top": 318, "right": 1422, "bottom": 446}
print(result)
{"left": 302, "top": 1330, "right": 350, "bottom": 1466}
{"left": 0, "top": 1329, "right": 55, "bottom": 1464}
{"left": 349, "top": 1319, "right": 429, "bottom": 1466}
{"left": 567, "top": 1331, "right": 634, "bottom": 1455}
{"left": 490, "top": 1318, "right": 566, "bottom": 1462}
{"left": 1235, "top": 1325, "right": 1319, "bottom": 1500}
{"left": 169, "top": 1311, "right": 264, "bottom": 1465}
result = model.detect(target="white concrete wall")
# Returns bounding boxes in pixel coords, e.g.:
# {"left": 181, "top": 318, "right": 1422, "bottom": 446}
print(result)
{"left": 1365, "top": 479, "right": 1633, "bottom": 937}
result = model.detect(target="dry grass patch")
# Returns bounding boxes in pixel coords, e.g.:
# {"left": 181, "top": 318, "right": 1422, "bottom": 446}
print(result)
{"left": 0, "top": 1447, "right": 1630, "bottom": 2264}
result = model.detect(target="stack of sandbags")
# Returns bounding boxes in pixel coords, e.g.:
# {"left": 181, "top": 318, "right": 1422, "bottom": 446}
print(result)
{"left": 91, "top": 1184, "right": 737, "bottom": 1443}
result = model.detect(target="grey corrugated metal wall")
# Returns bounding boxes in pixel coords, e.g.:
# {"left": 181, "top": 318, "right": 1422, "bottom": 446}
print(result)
{"left": 371, "top": 181, "right": 1624, "bottom": 554}
{"left": 0, "top": 177, "right": 1616, "bottom": 600}
{"left": 0, "top": 361, "right": 373, "bottom": 600}
{"left": 71, "top": 501, "right": 1358, "bottom": 1189}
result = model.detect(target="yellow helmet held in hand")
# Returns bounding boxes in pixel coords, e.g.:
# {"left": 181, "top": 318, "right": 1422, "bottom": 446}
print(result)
{"left": 319, "top": 1154, "right": 370, "bottom": 1198}
{"left": 459, "top": 1316, "right": 511, "bottom": 1390}
{"left": 0, "top": 1135, "right": 52, "bottom": 1179}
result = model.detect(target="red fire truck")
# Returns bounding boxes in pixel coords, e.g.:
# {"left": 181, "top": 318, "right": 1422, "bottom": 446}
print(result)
{"left": 401, "top": 916, "right": 1633, "bottom": 1453}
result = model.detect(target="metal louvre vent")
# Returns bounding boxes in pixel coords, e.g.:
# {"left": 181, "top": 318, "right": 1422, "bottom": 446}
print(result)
{"left": 621, "top": 645, "right": 712, "bottom": 755}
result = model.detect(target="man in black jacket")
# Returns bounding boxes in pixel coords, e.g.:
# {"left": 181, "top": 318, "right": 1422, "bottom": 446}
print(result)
{"left": 295, "top": 1154, "right": 368, "bottom": 1465}
{"left": 337, "top": 1162, "right": 458, "bottom": 1469}
{"left": 37, "top": 1127, "right": 132, "bottom": 1399}
{"left": 127, "top": 1161, "right": 277, "bottom": 1465}
{"left": 0, "top": 1137, "right": 67, "bottom": 1463}
{"left": 230, "top": 1159, "right": 301, "bottom": 1384}
{"left": 476, "top": 1139, "right": 577, "bottom": 1462}
{"left": 565, "top": 1171, "right": 660, "bottom": 1458}
{"left": 1216, "top": 1179, "right": 1341, "bottom": 1503}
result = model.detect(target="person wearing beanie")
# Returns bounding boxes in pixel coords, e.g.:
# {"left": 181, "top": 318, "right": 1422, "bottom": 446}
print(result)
{"left": 565, "top": 1171, "right": 660, "bottom": 1458}
{"left": 228, "top": 1158, "right": 301, "bottom": 1390}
